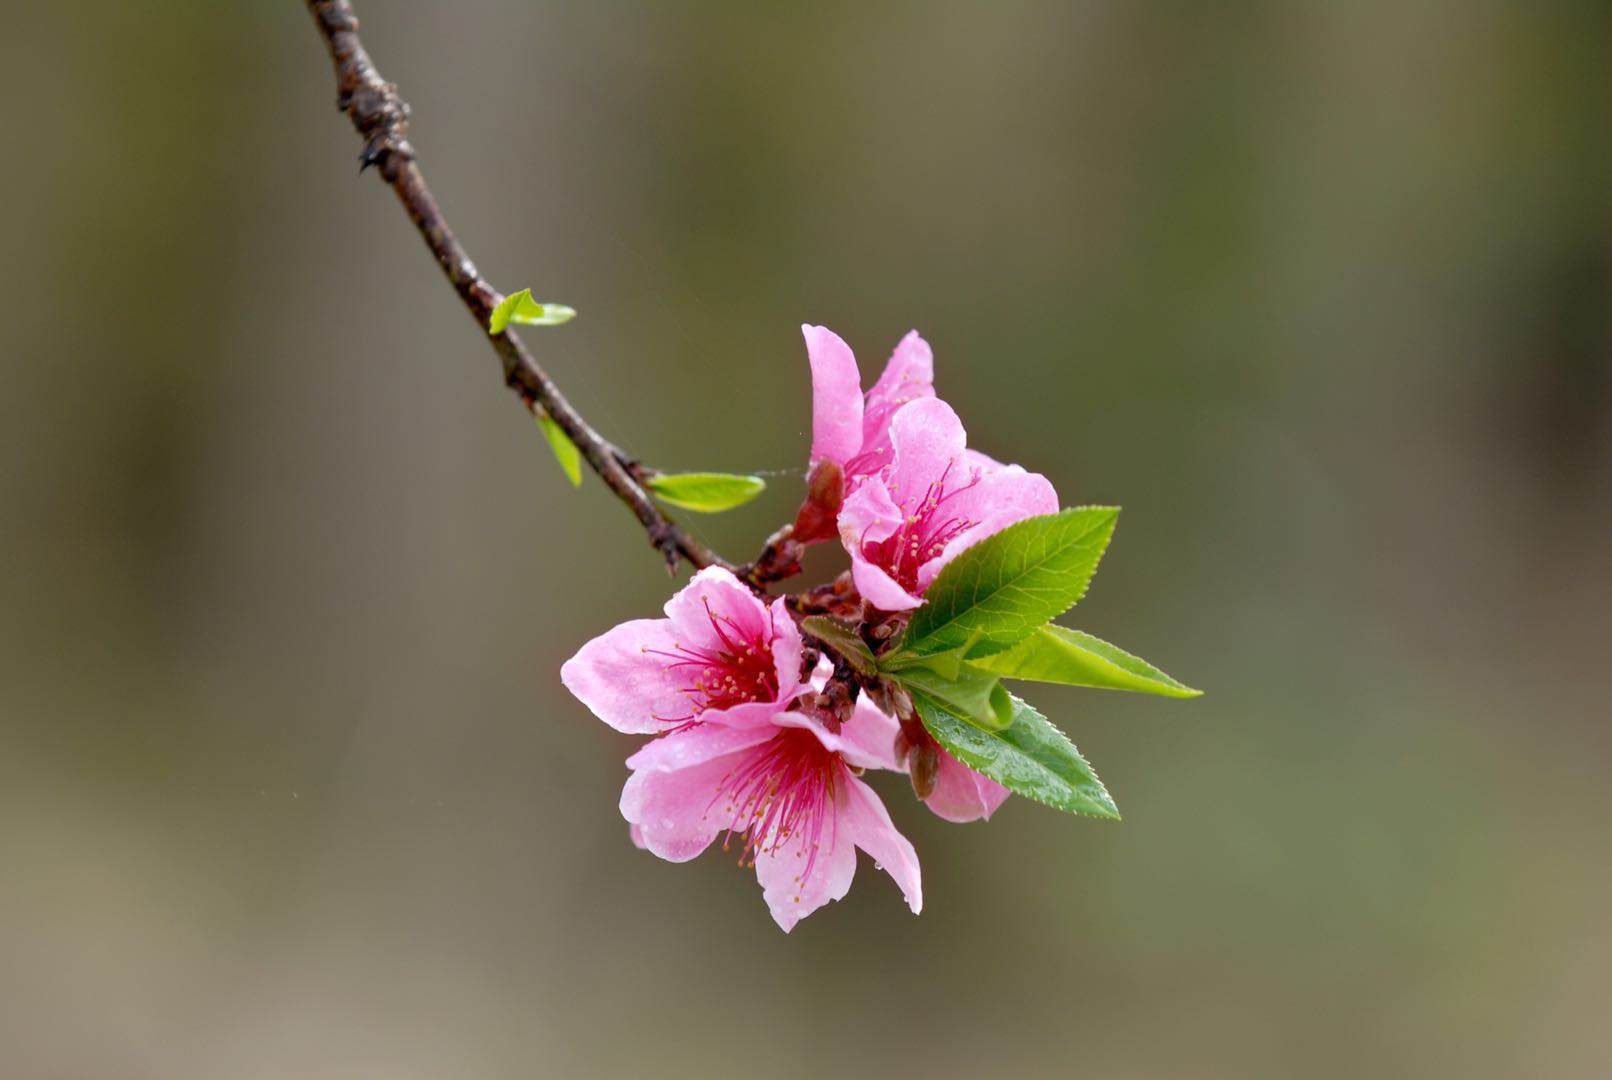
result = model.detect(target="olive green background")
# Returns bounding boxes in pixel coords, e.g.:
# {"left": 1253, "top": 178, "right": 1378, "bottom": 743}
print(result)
{"left": 4, "top": 3, "right": 1609, "bottom": 1077}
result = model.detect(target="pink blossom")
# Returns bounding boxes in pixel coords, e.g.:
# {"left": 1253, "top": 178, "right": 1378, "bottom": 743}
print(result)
{"left": 621, "top": 699, "right": 922, "bottom": 931}
{"left": 919, "top": 731, "right": 1011, "bottom": 823}
{"left": 561, "top": 566, "right": 806, "bottom": 735}
{"left": 838, "top": 396, "right": 1059, "bottom": 611}
{"left": 804, "top": 324, "right": 935, "bottom": 485}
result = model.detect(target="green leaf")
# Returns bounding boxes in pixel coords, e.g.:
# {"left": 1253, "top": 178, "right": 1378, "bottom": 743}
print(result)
{"left": 913, "top": 690, "right": 1119, "bottom": 819}
{"left": 644, "top": 472, "right": 766, "bottom": 513}
{"left": 489, "top": 288, "right": 577, "bottom": 333}
{"left": 896, "top": 507, "right": 1120, "bottom": 661}
{"left": 536, "top": 413, "right": 583, "bottom": 488}
{"left": 891, "top": 662, "right": 1013, "bottom": 730}
{"left": 969, "top": 625, "right": 1201, "bottom": 699}
{"left": 798, "top": 616, "right": 876, "bottom": 677}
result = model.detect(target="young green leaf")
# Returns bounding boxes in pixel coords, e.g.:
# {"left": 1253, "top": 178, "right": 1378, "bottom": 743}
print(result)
{"left": 969, "top": 625, "right": 1201, "bottom": 698}
{"left": 896, "top": 507, "right": 1120, "bottom": 661}
{"left": 913, "top": 690, "right": 1119, "bottom": 819}
{"left": 798, "top": 616, "right": 877, "bottom": 676}
{"left": 536, "top": 413, "right": 583, "bottom": 487}
{"left": 889, "top": 662, "right": 1013, "bottom": 730}
{"left": 644, "top": 472, "right": 766, "bottom": 513}
{"left": 489, "top": 288, "right": 577, "bottom": 333}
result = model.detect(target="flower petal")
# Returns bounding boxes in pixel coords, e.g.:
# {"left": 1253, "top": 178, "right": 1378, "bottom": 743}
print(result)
{"left": 624, "top": 721, "right": 777, "bottom": 773}
{"left": 883, "top": 397, "right": 969, "bottom": 513}
{"left": 767, "top": 596, "right": 806, "bottom": 705}
{"left": 771, "top": 698, "right": 903, "bottom": 772}
{"left": 833, "top": 697, "right": 904, "bottom": 772}
{"left": 838, "top": 475, "right": 905, "bottom": 551}
{"left": 804, "top": 324, "right": 864, "bottom": 467}
{"left": 923, "top": 751, "right": 1012, "bottom": 823}
{"left": 842, "top": 775, "right": 923, "bottom": 916}
{"left": 560, "top": 617, "right": 691, "bottom": 734}
{"left": 838, "top": 477, "right": 924, "bottom": 609}
{"left": 621, "top": 751, "right": 746, "bottom": 863}
{"left": 916, "top": 464, "right": 1059, "bottom": 591}
{"left": 965, "top": 447, "right": 1004, "bottom": 474}
{"left": 754, "top": 796, "right": 859, "bottom": 932}
{"left": 851, "top": 557, "right": 923, "bottom": 612}
{"left": 867, "top": 331, "right": 935, "bottom": 414}
{"left": 848, "top": 330, "right": 935, "bottom": 480}
{"left": 663, "top": 565, "right": 772, "bottom": 647}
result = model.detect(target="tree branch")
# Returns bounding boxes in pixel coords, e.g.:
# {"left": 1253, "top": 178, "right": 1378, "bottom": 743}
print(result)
{"left": 303, "top": 0, "right": 731, "bottom": 575}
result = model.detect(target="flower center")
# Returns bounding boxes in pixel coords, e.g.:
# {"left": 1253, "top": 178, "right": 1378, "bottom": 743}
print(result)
{"left": 863, "top": 461, "right": 980, "bottom": 593}
{"left": 642, "top": 600, "right": 780, "bottom": 725}
{"left": 709, "top": 727, "right": 842, "bottom": 889}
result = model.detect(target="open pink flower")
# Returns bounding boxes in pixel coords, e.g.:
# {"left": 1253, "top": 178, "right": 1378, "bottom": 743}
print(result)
{"left": 561, "top": 566, "right": 805, "bottom": 734}
{"left": 804, "top": 324, "right": 936, "bottom": 487}
{"left": 622, "top": 699, "right": 922, "bottom": 931}
{"left": 838, "top": 397, "right": 1059, "bottom": 611}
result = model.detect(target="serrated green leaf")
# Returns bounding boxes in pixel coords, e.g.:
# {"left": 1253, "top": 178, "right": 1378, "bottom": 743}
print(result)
{"left": 896, "top": 507, "right": 1119, "bottom": 661}
{"left": 489, "top": 288, "right": 577, "bottom": 333}
{"left": 644, "top": 472, "right": 766, "bottom": 513}
{"left": 891, "top": 662, "right": 1012, "bottom": 730}
{"left": 969, "top": 625, "right": 1201, "bottom": 698}
{"left": 913, "top": 690, "right": 1119, "bottom": 818}
{"left": 798, "top": 616, "right": 877, "bottom": 676}
{"left": 535, "top": 413, "right": 583, "bottom": 487}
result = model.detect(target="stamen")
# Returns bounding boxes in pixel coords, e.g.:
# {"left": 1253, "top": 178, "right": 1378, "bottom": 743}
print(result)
{"left": 862, "top": 459, "right": 983, "bottom": 592}
{"left": 641, "top": 600, "right": 781, "bottom": 724}
{"left": 707, "top": 728, "right": 841, "bottom": 883}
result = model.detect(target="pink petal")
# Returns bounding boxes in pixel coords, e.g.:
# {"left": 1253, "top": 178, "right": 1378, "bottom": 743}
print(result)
{"left": 838, "top": 476, "right": 905, "bottom": 551}
{"left": 850, "top": 331, "right": 935, "bottom": 481}
{"left": 703, "top": 699, "right": 801, "bottom": 729}
{"left": 883, "top": 398, "right": 969, "bottom": 513}
{"left": 840, "top": 775, "right": 923, "bottom": 916}
{"left": 753, "top": 793, "right": 859, "bottom": 932}
{"left": 832, "top": 697, "right": 905, "bottom": 772}
{"left": 803, "top": 324, "right": 864, "bottom": 467}
{"left": 663, "top": 566, "right": 772, "bottom": 647}
{"left": 560, "top": 617, "right": 692, "bottom": 735}
{"left": 807, "top": 654, "right": 834, "bottom": 692}
{"left": 965, "top": 447, "right": 1004, "bottom": 474}
{"left": 867, "top": 331, "right": 935, "bottom": 414}
{"left": 628, "top": 823, "right": 647, "bottom": 850}
{"left": 770, "top": 698, "right": 902, "bottom": 773}
{"left": 620, "top": 752, "right": 743, "bottom": 863}
{"left": 766, "top": 596, "right": 806, "bottom": 705}
{"left": 624, "top": 721, "right": 776, "bottom": 773}
{"left": 924, "top": 751, "right": 1011, "bottom": 823}
{"left": 838, "top": 479, "right": 924, "bottom": 611}
{"left": 851, "top": 557, "right": 923, "bottom": 612}
{"left": 916, "top": 465, "right": 1059, "bottom": 591}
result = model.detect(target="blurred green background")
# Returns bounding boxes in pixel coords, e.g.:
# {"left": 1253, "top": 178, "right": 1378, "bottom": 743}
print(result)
{"left": 4, "top": 2, "right": 1610, "bottom": 1077}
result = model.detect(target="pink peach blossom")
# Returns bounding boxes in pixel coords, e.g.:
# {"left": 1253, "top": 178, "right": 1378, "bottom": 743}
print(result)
{"left": 838, "top": 396, "right": 1059, "bottom": 611}
{"left": 804, "top": 324, "right": 935, "bottom": 486}
{"left": 561, "top": 566, "right": 806, "bottom": 735}
{"left": 622, "top": 699, "right": 921, "bottom": 931}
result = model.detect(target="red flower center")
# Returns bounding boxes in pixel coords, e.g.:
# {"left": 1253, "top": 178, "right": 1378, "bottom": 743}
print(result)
{"left": 862, "top": 462, "right": 980, "bottom": 594}
{"left": 643, "top": 600, "right": 780, "bottom": 725}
